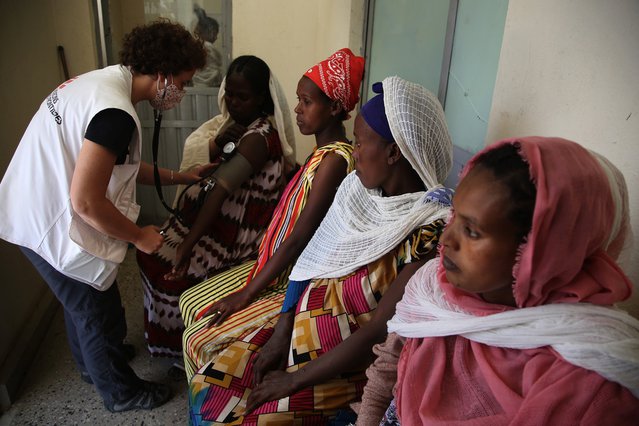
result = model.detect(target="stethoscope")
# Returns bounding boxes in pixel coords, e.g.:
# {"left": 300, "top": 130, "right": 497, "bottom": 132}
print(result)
{"left": 151, "top": 77, "right": 186, "bottom": 227}
{"left": 151, "top": 76, "right": 238, "bottom": 233}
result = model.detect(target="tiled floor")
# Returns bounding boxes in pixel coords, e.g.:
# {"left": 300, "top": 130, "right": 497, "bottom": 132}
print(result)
{"left": 0, "top": 249, "right": 189, "bottom": 425}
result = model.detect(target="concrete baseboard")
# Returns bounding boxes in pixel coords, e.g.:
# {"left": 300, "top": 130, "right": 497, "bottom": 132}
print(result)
{"left": 0, "top": 291, "right": 59, "bottom": 413}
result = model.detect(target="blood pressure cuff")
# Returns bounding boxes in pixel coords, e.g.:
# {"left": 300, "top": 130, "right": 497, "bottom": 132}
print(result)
{"left": 212, "top": 152, "right": 254, "bottom": 193}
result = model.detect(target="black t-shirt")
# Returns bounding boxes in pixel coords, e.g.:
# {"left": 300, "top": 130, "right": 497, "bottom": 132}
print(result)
{"left": 84, "top": 108, "right": 136, "bottom": 165}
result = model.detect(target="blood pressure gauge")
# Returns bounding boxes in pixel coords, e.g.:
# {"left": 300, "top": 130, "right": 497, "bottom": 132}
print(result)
{"left": 222, "top": 141, "right": 236, "bottom": 155}
{"left": 220, "top": 141, "right": 237, "bottom": 162}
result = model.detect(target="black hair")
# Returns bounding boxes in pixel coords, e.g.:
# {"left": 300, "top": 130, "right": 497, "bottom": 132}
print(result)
{"left": 335, "top": 105, "right": 349, "bottom": 121}
{"left": 473, "top": 142, "right": 536, "bottom": 241}
{"left": 227, "top": 56, "right": 275, "bottom": 115}
{"left": 315, "top": 81, "right": 350, "bottom": 121}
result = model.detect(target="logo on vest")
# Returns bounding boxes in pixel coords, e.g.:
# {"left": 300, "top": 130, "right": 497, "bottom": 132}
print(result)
{"left": 46, "top": 89, "right": 62, "bottom": 125}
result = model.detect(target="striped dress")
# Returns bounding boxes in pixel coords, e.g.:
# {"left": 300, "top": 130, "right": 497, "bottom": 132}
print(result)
{"left": 180, "top": 142, "right": 354, "bottom": 379}
{"left": 187, "top": 222, "right": 446, "bottom": 425}
{"left": 137, "top": 117, "right": 285, "bottom": 357}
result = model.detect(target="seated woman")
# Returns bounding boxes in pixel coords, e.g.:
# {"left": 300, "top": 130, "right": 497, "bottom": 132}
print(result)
{"left": 179, "top": 48, "right": 365, "bottom": 379}
{"left": 365, "top": 138, "right": 639, "bottom": 425}
{"left": 137, "top": 55, "right": 296, "bottom": 357}
{"left": 187, "top": 76, "right": 454, "bottom": 424}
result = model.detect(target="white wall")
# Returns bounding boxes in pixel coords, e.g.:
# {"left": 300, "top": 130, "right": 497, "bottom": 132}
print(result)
{"left": 486, "top": 0, "right": 639, "bottom": 314}
{"left": 232, "top": 0, "right": 366, "bottom": 163}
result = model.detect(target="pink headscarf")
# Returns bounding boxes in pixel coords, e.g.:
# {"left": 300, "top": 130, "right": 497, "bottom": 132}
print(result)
{"left": 395, "top": 137, "right": 638, "bottom": 424}
{"left": 440, "top": 136, "right": 632, "bottom": 315}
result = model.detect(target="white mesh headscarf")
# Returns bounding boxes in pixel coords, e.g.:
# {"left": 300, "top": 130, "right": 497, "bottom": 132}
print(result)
{"left": 289, "top": 76, "right": 453, "bottom": 281}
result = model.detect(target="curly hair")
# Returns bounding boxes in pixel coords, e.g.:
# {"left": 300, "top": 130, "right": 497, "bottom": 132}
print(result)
{"left": 120, "top": 19, "right": 206, "bottom": 76}
{"left": 474, "top": 142, "right": 537, "bottom": 241}
{"left": 227, "top": 56, "right": 275, "bottom": 115}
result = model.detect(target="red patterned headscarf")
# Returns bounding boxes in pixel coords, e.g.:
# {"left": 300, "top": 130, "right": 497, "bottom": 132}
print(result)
{"left": 304, "top": 48, "right": 365, "bottom": 113}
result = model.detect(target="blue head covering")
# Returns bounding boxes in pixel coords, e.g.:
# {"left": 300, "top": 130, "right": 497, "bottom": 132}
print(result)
{"left": 360, "top": 82, "right": 394, "bottom": 142}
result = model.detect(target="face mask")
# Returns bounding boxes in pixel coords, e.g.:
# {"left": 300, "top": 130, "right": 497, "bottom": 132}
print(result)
{"left": 149, "top": 75, "right": 185, "bottom": 111}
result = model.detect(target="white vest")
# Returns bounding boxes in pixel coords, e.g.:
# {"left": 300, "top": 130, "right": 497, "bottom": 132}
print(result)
{"left": 0, "top": 65, "right": 142, "bottom": 290}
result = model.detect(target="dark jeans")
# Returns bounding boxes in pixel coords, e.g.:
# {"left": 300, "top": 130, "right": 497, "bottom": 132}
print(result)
{"left": 20, "top": 247, "right": 141, "bottom": 405}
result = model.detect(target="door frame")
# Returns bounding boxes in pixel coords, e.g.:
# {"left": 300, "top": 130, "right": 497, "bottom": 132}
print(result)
{"left": 361, "top": 0, "right": 459, "bottom": 107}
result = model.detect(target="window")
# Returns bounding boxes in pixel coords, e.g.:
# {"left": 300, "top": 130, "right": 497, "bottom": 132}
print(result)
{"left": 94, "top": 0, "right": 232, "bottom": 88}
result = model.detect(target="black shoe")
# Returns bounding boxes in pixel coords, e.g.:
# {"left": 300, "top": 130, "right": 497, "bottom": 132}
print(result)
{"left": 119, "top": 343, "right": 136, "bottom": 361}
{"left": 79, "top": 344, "right": 135, "bottom": 385}
{"left": 105, "top": 381, "right": 173, "bottom": 412}
{"left": 167, "top": 362, "right": 186, "bottom": 381}
{"left": 80, "top": 371, "right": 93, "bottom": 384}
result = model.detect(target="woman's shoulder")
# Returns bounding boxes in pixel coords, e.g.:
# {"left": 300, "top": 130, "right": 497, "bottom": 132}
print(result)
{"left": 316, "top": 140, "right": 354, "bottom": 155}
{"left": 304, "top": 141, "right": 354, "bottom": 173}
{"left": 247, "top": 116, "right": 276, "bottom": 134}
{"left": 243, "top": 117, "right": 282, "bottom": 152}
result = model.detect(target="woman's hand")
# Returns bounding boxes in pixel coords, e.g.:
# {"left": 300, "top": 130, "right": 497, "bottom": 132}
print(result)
{"left": 192, "top": 163, "right": 217, "bottom": 178}
{"left": 164, "top": 240, "right": 194, "bottom": 280}
{"left": 178, "top": 170, "right": 202, "bottom": 185}
{"left": 245, "top": 370, "right": 298, "bottom": 415}
{"left": 173, "top": 163, "right": 216, "bottom": 186}
{"left": 252, "top": 331, "right": 290, "bottom": 385}
{"left": 201, "top": 290, "right": 252, "bottom": 327}
{"left": 135, "top": 225, "right": 165, "bottom": 254}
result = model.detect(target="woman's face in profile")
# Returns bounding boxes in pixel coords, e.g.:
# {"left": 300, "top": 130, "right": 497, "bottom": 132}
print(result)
{"left": 353, "top": 114, "right": 393, "bottom": 190}
{"left": 293, "top": 76, "right": 335, "bottom": 136}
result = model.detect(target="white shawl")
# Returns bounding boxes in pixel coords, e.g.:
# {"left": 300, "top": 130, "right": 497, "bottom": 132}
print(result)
{"left": 289, "top": 76, "right": 452, "bottom": 280}
{"left": 388, "top": 259, "right": 639, "bottom": 398}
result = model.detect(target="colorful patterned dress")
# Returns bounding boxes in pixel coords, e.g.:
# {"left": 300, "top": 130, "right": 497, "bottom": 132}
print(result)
{"left": 188, "top": 221, "right": 445, "bottom": 425}
{"left": 137, "top": 117, "right": 285, "bottom": 357}
{"left": 180, "top": 142, "right": 355, "bottom": 378}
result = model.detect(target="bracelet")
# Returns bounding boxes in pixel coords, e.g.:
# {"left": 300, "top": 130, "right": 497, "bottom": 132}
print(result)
{"left": 170, "top": 169, "right": 174, "bottom": 184}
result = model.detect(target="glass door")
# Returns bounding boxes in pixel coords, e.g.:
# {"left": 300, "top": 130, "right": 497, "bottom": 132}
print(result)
{"left": 363, "top": 0, "right": 509, "bottom": 187}
{"left": 93, "top": 0, "right": 233, "bottom": 224}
